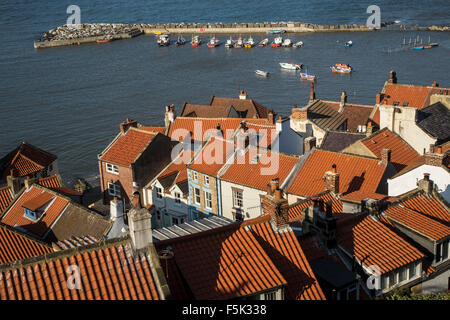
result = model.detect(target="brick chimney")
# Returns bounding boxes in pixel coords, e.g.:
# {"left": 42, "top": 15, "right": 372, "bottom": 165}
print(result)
{"left": 239, "top": 90, "right": 248, "bottom": 100}
{"left": 388, "top": 70, "right": 397, "bottom": 84}
{"left": 424, "top": 146, "right": 445, "bottom": 167}
{"left": 6, "top": 169, "right": 21, "bottom": 196}
{"left": 120, "top": 117, "right": 138, "bottom": 133}
{"left": 323, "top": 164, "right": 340, "bottom": 194}
{"left": 310, "top": 83, "right": 316, "bottom": 101}
{"left": 291, "top": 106, "right": 308, "bottom": 121}
{"left": 376, "top": 92, "right": 384, "bottom": 105}
{"left": 432, "top": 80, "right": 439, "bottom": 87}
{"left": 267, "top": 111, "right": 274, "bottom": 124}
{"left": 262, "top": 178, "right": 290, "bottom": 232}
{"left": 417, "top": 173, "right": 434, "bottom": 194}
{"left": 339, "top": 91, "right": 347, "bottom": 112}
{"left": 304, "top": 136, "right": 316, "bottom": 153}
{"left": 380, "top": 148, "right": 391, "bottom": 165}
{"left": 129, "top": 206, "right": 153, "bottom": 253}
{"left": 366, "top": 121, "right": 373, "bottom": 137}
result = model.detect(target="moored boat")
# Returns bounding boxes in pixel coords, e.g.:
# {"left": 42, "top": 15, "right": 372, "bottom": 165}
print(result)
{"left": 244, "top": 36, "right": 255, "bottom": 48}
{"left": 271, "top": 37, "right": 283, "bottom": 47}
{"left": 234, "top": 36, "right": 244, "bottom": 48}
{"left": 330, "top": 64, "right": 352, "bottom": 73}
{"left": 157, "top": 34, "right": 170, "bottom": 46}
{"left": 280, "top": 62, "right": 302, "bottom": 70}
{"left": 300, "top": 72, "right": 316, "bottom": 81}
{"left": 255, "top": 70, "right": 270, "bottom": 77}
{"left": 267, "top": 29, "right": 285, "bottom": 34}
{"left": 225, "top": 37, "right": 234, "bottom": 48}
{"left": 344, "top": 40, "right": 353, "bottom": 47}
{"left": 191, "top": 35, "right": 201, "bottom": 47}
{"left": 293, "top": 41, "right": 303, "bottom": 48}
{"left": 175, "top": 36, "right": 186, "bottom": 46}
{"left": 258, "top": 38, "right": 269, "bottom": 47}
{"left": 413, "top": 46, "right": 424, "bottom": 50}
{"left": 282, "top": 38, "right": 293, "bottom": 47}
{"left": 96, "top": 35, "right": 113, "bottom": 43}
{"left": 207, "top": 36, "right": 220, "bottom": 48}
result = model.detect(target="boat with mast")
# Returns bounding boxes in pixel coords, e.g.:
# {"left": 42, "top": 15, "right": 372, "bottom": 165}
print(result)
{"left": 271, "top": 36, "right": 283, "bottom": 47}
{"left": 234, "top": 36, "right": 244, "bottom": 48}
{"left": 191, "top": 35, "right": 201, "bottom": 47}
{"left": 244, "top": 36, "right": 255, "bottom": 48}
{"left": 258, "top": 38, "right": 269, "bottom": 47}
{"left": 157, "top": 34, "right": 170, "bottom": 46}
{"left": 175, "top": 35, "right": 185, "bottom": 46}
{"left": 225, "top": 36, "right": 234, "bottom": 48}
{"left": 207, "top": 35, "right": 220, "bottom": 47}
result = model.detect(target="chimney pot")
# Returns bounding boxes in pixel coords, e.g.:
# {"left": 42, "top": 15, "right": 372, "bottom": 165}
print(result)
{"left": 436, "top": 147, "right": 442, "bottom": 154}
{"left": 423, "top": 173, "right": 430, "bottom": 181}
{"left": 270, "top": 178, "right": 280, "bottom": 193}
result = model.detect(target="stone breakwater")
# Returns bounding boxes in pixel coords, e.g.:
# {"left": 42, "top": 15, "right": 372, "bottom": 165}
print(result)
{"left": 35, "top": 21, "right": 447, "bottom": 49}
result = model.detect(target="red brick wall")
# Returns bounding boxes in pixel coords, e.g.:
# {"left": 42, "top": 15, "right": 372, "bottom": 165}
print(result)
{"left": 99, "top": 160, "right": 134, "bottom": 204}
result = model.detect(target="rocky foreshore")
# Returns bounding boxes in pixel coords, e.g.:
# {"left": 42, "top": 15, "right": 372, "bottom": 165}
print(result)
{"left": 426, "top": 25, "right": 450, "bottom": 31}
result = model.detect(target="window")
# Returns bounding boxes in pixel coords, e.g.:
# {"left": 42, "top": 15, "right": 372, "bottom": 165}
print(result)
{"left": 205, "top": 191, "right": 212, "bottom": 209}
{"left": 156, "top": 187, "right": 163, "bottom": 199}
{"left": 106, "top": 163, "right": 119, "bottom": 174}
{"left": 24, "top": 208, "right": 37, "bottom": 220}
{"left": 175, "top": 192, "right": 181, "bottom": 203}
{"left": 172, "top": 217, "right": 179, "bottom": 225}
{"left": 399, "top": 268, "right": 407, "bottom": 282}
{"left": 156, "top": 211, "right": 161, "bottom": 220}
{"left": 107, "top": 182, "right": 120, "bottom": 197}
{"left": 442, "top": 241, "right": 449, "bottom": 261}
{"left": 204, "top": 175, "right": 210, "bottom": 185}
{"left": 382, "top": 275, "right": 389, "bottom": 290}
{"left": 232, "top": 189, "right": 243, "bottom": 208}
{"left": 194, "top": 188, "right": 201, "bottom": 205}
{"left": 264, "top": 291, "right": 277, "bottom": 300}
{"left": 389, "top": 273, "right": 397, "bottom": 287}
{"left": 436, "top": 243, "right": 442, "bottom": 263}
{"left": 193, "top": 171, "right": 198, "bottom": 181}
{"left": 409, "top": 264, "right": 416, "bottom": 279}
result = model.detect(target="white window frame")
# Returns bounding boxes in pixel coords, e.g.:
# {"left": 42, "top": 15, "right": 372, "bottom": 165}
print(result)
{"left": 205, "top": 191, "right": 212, "bottom": 209}
{"left": 107, "top": 182, "right": 121, "bottom": 197}
{"left": 263, "top": 291, "right": 277, "bottom": 300}
{"left": 174, "top": 192, "right": 181, "bottom": 204}
{"left": 233, "top": 189, "right": 243, "bottom": 208}
{"left": 106, "top": 163, "right": 119, "bottom": 174}
{"left": 193, "top": 171, "right": 198, "bottom": 181}
{"left": 194, "top": 188, "right": 201, "bottom": 205}
{"left": 204, "top": 175, "right": 210, "bottom": 185}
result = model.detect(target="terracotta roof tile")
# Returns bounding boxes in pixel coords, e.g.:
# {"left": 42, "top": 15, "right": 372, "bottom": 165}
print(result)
{"left": 220, "top": 148, "right": 299, "bottom": 191}
{"left": 0, "top": 224, "right": 52, "bottom": 264}
{"left": 399, "top": 192, "right": 450, "bottom": 224}
{"left": 323, "top": 100, "right": 375, "bottom": 132}
{"left": 361, "top": 128, "right": 420, "bottom": 172}
{"left": 382, "top": 84, "right": 432, "bottom": 109}
{"left": 336, "top": 214, "right": 424, "bottom": 274}
{"left": 288, "top": 192, "right": 343, "bottom": 222}
{"left": 0, "top": 187, "right": 13, "bottom": 214}
{"left": 188, "top": 137, "right": 235, "bottom": 176}
{"left": 38, "top": 175, "right": 82, "bottom": 197}
{"left": 140, "top": 126, "right": 166, "bottom": 134}
{"left": 0, "top": 240, "right": 161, "bottom": 300}
{"left": 99, "top": 128, "right": 156, "bottom": 167}
{"left": 210, "top": 96, "right": 273, "bottom": 118}
{"left": 287, "top": 149, "right": 388, "bottom": 200}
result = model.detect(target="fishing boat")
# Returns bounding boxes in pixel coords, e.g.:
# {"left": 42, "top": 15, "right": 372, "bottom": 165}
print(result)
{"left": 258, "top": 38, "right": 269, "bottom": 47}
{"left": 280, "top": 62, "right": 302, "bottom": 70}
{"left": 234, "top": 36, "right": 244, "bottom": 48}
{"left": 207, "top": 36, "right": 220, "bottom": 48}
{"left": 255, "top": 70, "right": 270, "bottom": 77}
{"left": 157, "top": 34, "right": 170, "bottom": 46}
{"left": 267, "top": 29, "right": 285, "bottom": 34}
{"left": 244, "top": 37, "right": 255, "bottom": 48}
{"left": 225, "top": 37, "right": 234, "bottom": 48}
{"left": 413, "top": 46, "right": 424, "bottom": 50}
{"left": 191, "top": 35, "right": 201, "bottom": 47}
{"left": 300, "top": 72, "right": 316, "bottom": 81}
{"left": 330, "top": 64, "right": 352, "bottom": 73}
{"left": 281, "top": 38, "right": 293, "bottom": 47}
{"left": 271, "top": 37, "right": 283, "bottom": 47}
{"left": 344, "top": 40, "right": 353, "bottom": 47}
{"left": 293, "top": 41, "right": 303, "bottom": 48}
{"left": 175, "top": 36, "right": 186, "bottom": 46}
{"left": 96, "top": 35, "right": 113, "bottom": 43}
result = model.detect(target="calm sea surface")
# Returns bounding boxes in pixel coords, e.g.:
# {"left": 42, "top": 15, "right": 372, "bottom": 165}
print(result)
{"left": 0, "top": 1, "right": 449, "bottom": 184}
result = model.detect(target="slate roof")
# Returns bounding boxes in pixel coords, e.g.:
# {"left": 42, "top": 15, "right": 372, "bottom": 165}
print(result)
{"left": 0, "top": 237, "right": 163, "bottom": 300}
{"left": 0, "top": 142, "right": 57, "bottom": 180}
{"left": 305, "top": 100, "right": 347, "bottom": 130}
{"left": 321, "top": 131, "right": 365, "bottom": 152}
{"left": 417, "top": 102, "right": 450, "bottom": 142}
{"left": 323, "top": 100, "right": 375, "bottom": 132}
{"left": 155, "top": 215, "right": 326, "bottom": 300}
{"left": 209, "top": 96, "right": 273, "bottom": 118}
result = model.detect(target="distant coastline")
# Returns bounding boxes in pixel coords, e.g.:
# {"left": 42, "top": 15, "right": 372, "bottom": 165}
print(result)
{"left": 34, "top": 21, "right": 449, "bottom": 49}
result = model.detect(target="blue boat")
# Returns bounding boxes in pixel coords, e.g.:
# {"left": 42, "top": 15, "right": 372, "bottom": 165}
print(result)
{"left": 344, "top": 40, "right": 353, "bottom": 47}
{"left": 413, "top": 46, "right": 424, "bottom": 50}
{"left": 266, "top": 29, "right": 285, "bottom": 34}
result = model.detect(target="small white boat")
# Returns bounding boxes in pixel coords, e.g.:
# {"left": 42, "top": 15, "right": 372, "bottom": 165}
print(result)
{"left": 271, "top": 36, "right": 283, "bottom": 47}
{"left": 255, "top": 70, "right": 270, "bottom": 77}
{"left": 280, "top": 62, "right": 302, "bottom": 70}
{"left": 282, "top": 38, "right": 293, "bottom": 47}
{"left": 234, "top": 36, "right": 244, "bottom": 48}
{"left": 300, "top": 72, "right": 316, "bottom": 81}
{"left": 225, "top": 37, "right": 234, "bottom": 48}
{"left": 258, "top": 38, "right": 269, "bottom": 47}
{"left": 293, "top": 41, "right": 303, "bottom": 48}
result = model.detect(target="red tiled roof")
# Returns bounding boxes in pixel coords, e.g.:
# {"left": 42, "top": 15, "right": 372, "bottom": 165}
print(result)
{"left": 0, "top": 187, "right": 13, "bottom": 214}
{"left": 220, "top": 148, "right": 299, "bottom": 191}
{"left": 188, "top": 137, "right": 235, "bottom": 176}
{"left": 286, "top": 149, "right": 388, "bottom": 200}
{"left": 400, "top": 192, "right": 450, "bottom": 223}
{"left": 336, "top": 214, "right": 424, "bottom": 274}
{"left": 39, "top": 175, "right": 82, "bottom": 196}
{"left": 371, "top": 107, "right": 380, "bottom": 126}
{"left": 155, "top": 216, "right": 325, "bottom": 300}
{"left": 361, "top": 128, "right": 419, "bottom": 172}
{"left": 1, "top": 142, "right": 57, "bottom": 179}
{"left": 323, "top": 100, "right": 375, "bottom": 132}
{"left": 210, "top": 96, "right": 273, "bottom": 118}
{"left": 99, "top": 128, "right": 156, "bottom": 167}
{"left": 22, "top": 192, "right": 54, "bottom": 211}
{"left": 288, "top": 192, "right": 343, "bottom": 222}
{"left": 339, "top": 190, "right": 389, "bottom": 203}
{"left": 382, "top": 84, "right": 432, "bottom": 109}
{"left": 300, "top": 236, "right": 344, "bottom": 266}
{"left": 0, "top": 224, "right": 52, "bottom": 264}
{"left": 1, "top": 186, "right": 69, "bottom": 238}
{"left": 140, "top": 126, "right": 166, "bottom": 134}
{"left": 0, "top": 240, "right": 162, "bottom": 300}
{"left": 180, "top": 103, "right": 235, "bottom": 118}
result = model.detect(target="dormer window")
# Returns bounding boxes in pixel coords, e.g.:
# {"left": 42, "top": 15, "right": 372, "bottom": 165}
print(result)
{"left": 393, "top": 101, "right": 399, "bottom": 106}
{"left": 402, "top": 102, "right": 409, "bottom": 107}
{"left": 22, "top": 193, "right": 54, "bottom": 222}
{"left": 24, "top": 208, "right": 38, "bottom": 220}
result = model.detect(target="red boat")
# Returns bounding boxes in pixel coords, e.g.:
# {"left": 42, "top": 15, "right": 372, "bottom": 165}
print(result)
{"left": 207, "top": 36, "right": 220, "bottom": 47}
{"left": 191, "top": 35, "right": 201, "bottom": 47}
{"left": 271, "top": 36, "right": 282, "bottom": 47}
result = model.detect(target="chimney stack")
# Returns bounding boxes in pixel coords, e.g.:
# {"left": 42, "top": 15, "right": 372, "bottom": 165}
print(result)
{"left": 424, "top": 146, "right": 445, "bottom": 167}
{"left": 235, "top": 122, "right": 249, "bottom": 151}
{"left": 417, "top": 173, "right": 434, "bottom": 194}
{"left": 381, "top": 148, "right": 391, "bottom": 165}
{"left": 239, "top": 90, "right": 248, "bottom": 100}
{"left": 432, "top": 80, "right": 439, "bottom": 87}
{"left": 291, "top": 106, "right": 308, "bottom": 121}
{"left": 129, "top": 207, "right": 153, "bottom": 253}
{"left": 262, "top": 178, "right": 289, "bottom": 232}
{"left": 276, "top": 115, "right": 283, "bottom": 132}
{"left": 376, "top": 92, "right": 384, "bottom": 105}
{"left": 120, "top": 117, "right": 138, "bottom": 133}
{"left": 6, "top": 169, "right": 21, "bottom": 196}
{"left": 388, "top": 70, "right": 397, "bottom": 84}
{"left": 164, "top": 105, "right": 176, "bottom": 129}
{"left": 110, "top": 196, "right": 124, "bottom": 221}
{"left": 323, "top": 164, "right": 340, "bottom": 194}
{"left": 310, "top": 83, "right": 316, "bottom": 101}
{"left": 267, "top": 111, "right": 274, "bottom": 124}
{"left": 339, "top": 91, "right": 347, "bottom": 112}
{"left": 24, "top": 176, "right": 38, "bottom": 189}
{"left": 304, "top": 136, "right": 316, "bottom": 153}
{"left": 366, "top": 121, "right": 373, "bottom": 137}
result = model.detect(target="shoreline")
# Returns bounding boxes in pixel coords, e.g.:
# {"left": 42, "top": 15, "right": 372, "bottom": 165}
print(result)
{"left": 34, "top": 22, "right": 449, "bottom": 49}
